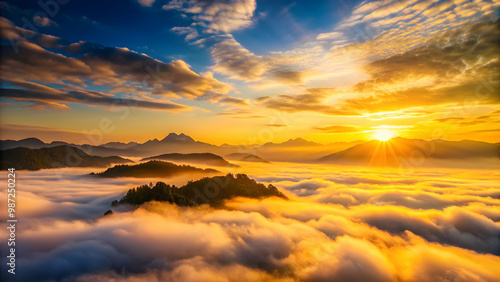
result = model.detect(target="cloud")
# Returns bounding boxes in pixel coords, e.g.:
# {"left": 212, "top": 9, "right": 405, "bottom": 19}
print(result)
{"left": 0, "top": 17, "right": 236, "bottom": 111}
{"left": 217, "top": 96, "right": 250, "bottom": 106}
{"left": 209, "top": 37, "right": 314, "bottom": 86}
{"left": 336, "top": 19, "right": 500, "bottom": 113}
{"left": 138, "top": 0, "right": 155, "bottom": 7}
{"left": 0, "top": 79, "right": 189, "bottom": 112}
{"left": 256, "top": 88, "right": 356, "bottom": 115}
{"left": 316, "top": 31, "right": 344, "bottom": 41}
{"left": 210, "top": 37, "right": 267, "bottom": 81}
{"left": 314, "top": 125, "right": 361, "bottom": 133}
{"left": 33, "top": 16, "right": 58, "bottom": 27}
{"left": 170, "top": 26, "right": 199, "bottom": 41}
{"left": 163, "top": 0, "right": 257, "bottom": 33}
{"left": 2, "top": 165, "right": 500, "bottom": 281}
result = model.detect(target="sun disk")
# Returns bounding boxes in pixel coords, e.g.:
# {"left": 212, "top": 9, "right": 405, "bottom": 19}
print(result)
{"left": 374, "top": 129, "right": 395, "bottom": 141}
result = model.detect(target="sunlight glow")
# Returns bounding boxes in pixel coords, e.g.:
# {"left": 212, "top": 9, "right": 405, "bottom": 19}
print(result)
{"left": 373, "top": 129, "right": 395, "bottom": 141}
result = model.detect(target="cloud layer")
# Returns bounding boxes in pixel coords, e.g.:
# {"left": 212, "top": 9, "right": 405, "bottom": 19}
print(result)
{"left": 1, "top": 163, "right": 499, "bottom": 281}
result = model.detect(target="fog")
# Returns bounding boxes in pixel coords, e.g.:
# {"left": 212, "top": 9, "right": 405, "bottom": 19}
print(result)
{"left": 0, "top": 163, "right": 499, "bottom": 281}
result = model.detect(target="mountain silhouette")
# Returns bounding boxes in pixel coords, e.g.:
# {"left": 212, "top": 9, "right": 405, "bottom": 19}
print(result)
{"left": 92, "top": 160, "right": 220, "bottom": 178}
{"left": 130, "top": 133, "right": 218, "bottom": 156}
{"left": 141, "top": 153, "right": 239, "bottom": 168}
{"left": 0, "top": 145, "right": 132, "bottom": 170}
{"left": 318, "top": 137, "right": 500, "bottom": 167}
{"left": 0, "top": 138, "right": 51, "bottom": 150}
{"left": 2, "top": 134, "right": 499, "bottom": 166}
{"left": 161, "top": 133, "right": 196, "bottom": 142}
{"left": 102, "top": 141, "right": 139, "bottom": 149}
{"left": 226, "top": 153, "right": 270, "bottom": 163}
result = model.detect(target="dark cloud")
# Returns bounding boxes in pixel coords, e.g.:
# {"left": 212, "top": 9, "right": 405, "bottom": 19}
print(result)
{"left": 0, "top": 17, "right": 234, "bottom": 111}
{"left": 0, "top": 80, "right": 188, "bottom": 111}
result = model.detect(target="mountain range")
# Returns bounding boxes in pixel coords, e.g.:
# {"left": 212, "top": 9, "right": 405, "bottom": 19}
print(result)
{"left": 2, "top": 133, "right": 499, "bottom": 168}
{"left": 318, "top": 137, "right": 500, "bottom": 168}
{"left": 141, "top": 152, "right": 239, "bottom": 168}
{"left": 0, "top": 145, "right": 132, "bottom": 170}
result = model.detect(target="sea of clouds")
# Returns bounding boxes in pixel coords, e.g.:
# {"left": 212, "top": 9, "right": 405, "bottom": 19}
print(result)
{"left": 0, "top": 163, "right": 499, "bottom": 281}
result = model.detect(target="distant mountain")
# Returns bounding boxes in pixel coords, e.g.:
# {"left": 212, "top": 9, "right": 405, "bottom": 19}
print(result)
{"left": 318, "top": 137, "right": 500, "bottom": 167}
{"left": 4, "top": 134, "right": 498, "bottom": 165}
{"left": 257, "top": 138, "right": 365, "bottom": 162}
{"left": 0, "top": 138, "right": 49, "bottom": 150}
{"left": 226, "top": 153, "right": 270, "bottom": 163}
{"left": 92, "top": 160, "right": 220, "bottom": 178}
{"left": 130, "top": 133, "right": 219, "bottom": 156}
{"left": 101, "top": 141, "right": 139, "bottom": 149}
{"left": 141, "top": 153, "right": 239, "bottom": 168}
{"left": 111, "top": 174, "right": 287, "bottom": 208}
{"left": 0, "top": 145, "right": 132, "bottom": 170}
{"left": 262, "top": 138, "right": 322, "bottom": 148}
{"left": 0, "top": 137, "right": 135, "bottom": 157}
{"left": 161, "top": 133, "right": 195, "bottom": 142}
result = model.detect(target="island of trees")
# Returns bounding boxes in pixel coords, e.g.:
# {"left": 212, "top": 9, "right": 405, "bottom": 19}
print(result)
{"left": 92, "top": 160, "right": 219, "bottom": 178}
{"left": 111, "top": 173, "right": 288, "bottom": 208}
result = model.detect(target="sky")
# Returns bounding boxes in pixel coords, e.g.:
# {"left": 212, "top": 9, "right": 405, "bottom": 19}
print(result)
{"left": 0, "top": 0, "right": 499, "bottom": 145}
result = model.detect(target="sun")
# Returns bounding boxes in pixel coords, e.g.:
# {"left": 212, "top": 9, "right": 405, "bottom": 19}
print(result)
{"left": 373, "top": 129, "right": 395, "bottom": 141}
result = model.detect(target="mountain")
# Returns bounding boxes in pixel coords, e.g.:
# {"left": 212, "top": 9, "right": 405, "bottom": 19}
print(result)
{"left": 262, "top": 138, "right": 321, "bottom": 148}
{"left": 101, "top": 141, "right": 139, "bottom": 149}
{"left": 4, "top": 134, "right": 498, "bottom": 166}
{"left": 0, "top": 137, "right": 135, "bottom": 157}
{"left": 256, "top": 138, "right": 364, "bottom": 162}
{"left": 0, "top": 145, "right": 132, "bottom": 170}
{"left": 111, "top": 174, "right": 287, "bottom": 208}
{"left": 161, "top": 133, "right": 195, "bottom": 142}
{"left": 226, "top": 153, "right": 270, "bottom": 163}
{"left": 0, "top": 138, "right": 49, "bottom": 150}
{"left": 318, "top": 137, "right": 500, "bottom": 168}
{"left": 92, "top": 160, "right": 220, "bottom": 178}
{"left": 141, "top": 153, "right": 239, "bottom": 168}
{"left": 130, "top": 133, "right": 219, "bottom": 156}
{"left": 111, "top": 182, "right": 196, "bottom": 207}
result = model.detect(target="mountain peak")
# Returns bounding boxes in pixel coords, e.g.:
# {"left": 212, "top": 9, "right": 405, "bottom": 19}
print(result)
{"left": 282, "top": 138, "right": 319, "bottom": 146}
{"left": 161, "top": 133, "right": 195, "bottom": 143}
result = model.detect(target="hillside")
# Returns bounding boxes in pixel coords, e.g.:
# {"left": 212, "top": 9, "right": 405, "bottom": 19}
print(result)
{"left": 141, "top": 153, "right": 239, "bottom": 168}
{"left": 92, "top": 160, "right": 220, "bottom": 178}
{"left": 226, "top": 153, "right": 270, "bottom": 163}
{"left": 0, "top": 138, "right": 50, "bottom": 150}
{"left": 318, "top": 137, "right": 500, "bottom": 167}
{"left": 0, "top": 145, "right": 132, "bottom": 170}
{"left": 111, "top": 173, "right": 287, "bottom": 208}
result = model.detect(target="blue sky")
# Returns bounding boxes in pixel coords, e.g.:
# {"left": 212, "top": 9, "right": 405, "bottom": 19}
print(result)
{"left": 2, "top": 0, "right": 362, "bottom": 72}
